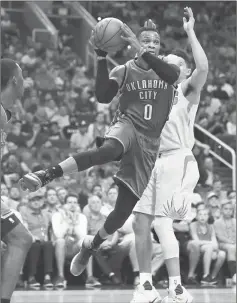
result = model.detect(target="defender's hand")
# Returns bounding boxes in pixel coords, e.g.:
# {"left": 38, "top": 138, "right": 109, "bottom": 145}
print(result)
{"left": 121, "top": 24, "right": 141, "bottom": 52}
{"left": 183, "top": 7, "right": 195, "bottom": 32}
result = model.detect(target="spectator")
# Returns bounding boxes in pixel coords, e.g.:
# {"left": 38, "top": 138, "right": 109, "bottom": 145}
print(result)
{"left": 44, "top": 187, "right": 60, "bottom": 215}
{"left": 212, "top": 74, "right": 234, "bottom": 100}
{"left": 52, "top": 194, "right": 87, "bottom": 288}
{"left": 21, "top": 48, "right": 38, "bottom": 72}
{"left": 87, "top": 112, "right": 109, "bottom": 148}
{"left": 92, "top": 184, "right": 103, "bottom": 198}
{"left": 213, "top": 179, "right": 227, "bottom": 202}
{"left": 101, "top": 186, "right": 118, "bottom": 216}
{"left": 190, "top": 208, "right": 226, "bottom": 286}
{"left": 20, "top": 191, "right": 54, "bottom": 288}
{"left": 70, "top": 120, "right": 94, "bottom": 151}
{"left": 202, "top": 157, "right": 215, "bottom": 187}
{"left": 62, "top": 114, "right": 79, "bottom": 140}
{"left": 1, "top": 153, "right": 26, "bottom": 187}
{"left": 206, "top": 192, "right": 221, "bottom": 223}
{"left": 51, "top": 106, "right": 70, "bottom": 129}
{"left": 84, "top": 194, "right": 120, "bottom": 286}
{"left": 56, "top": 187, "right": 68, "bottom": 205}
{"left": 226, "top": 111, "right": 236, "bottom": 135}
{"left": 214, "top": 201, "right": 236, "bottom": 284}
{"left": 44, "top": 98, "right": 58, "bottom": 120}
{"left": 78, "top": 177, "right": 94, "bottom": 210}
{"left": 7, "top": 120, "right": 32, "bottom": 148}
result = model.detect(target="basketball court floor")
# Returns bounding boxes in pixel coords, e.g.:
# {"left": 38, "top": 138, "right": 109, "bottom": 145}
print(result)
{"left": 12, "top": 287, "right": 236, "bottom": 303}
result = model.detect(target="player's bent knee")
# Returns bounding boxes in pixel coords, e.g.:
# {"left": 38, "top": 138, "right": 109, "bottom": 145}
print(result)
{"left": 2, "top": 213, "right": 33, "bottom": 247}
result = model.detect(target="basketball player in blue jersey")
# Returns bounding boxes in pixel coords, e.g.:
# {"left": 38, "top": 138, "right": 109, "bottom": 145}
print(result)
{"left": 20, "top": 21, "right": 179, "bottom": 300}
{"left": 132, "top": 7, "right": 208, "bottom": 303}
{"left": 1, "top": 59, "right": 33, "bottom": 303}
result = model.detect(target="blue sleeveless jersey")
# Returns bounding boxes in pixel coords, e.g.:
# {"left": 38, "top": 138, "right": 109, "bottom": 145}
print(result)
{"left": 116, "top": 59, "right": 176, "bottom": 138}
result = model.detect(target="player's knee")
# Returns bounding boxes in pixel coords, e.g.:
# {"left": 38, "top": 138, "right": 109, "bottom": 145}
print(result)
{"left": 6, "top": 222, "right": 33, "bottom": 249}
{"left": 154, "top": 216, "right": 179, "bottom": 259}
{"left": 133, "top": 212, "right": 152, "bottom": 235}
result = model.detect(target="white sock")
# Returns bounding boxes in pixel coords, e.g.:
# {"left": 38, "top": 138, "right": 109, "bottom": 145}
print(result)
{"left": 140, "top": 273, "right": 152, "bottom": 286}
{"left": 169, "top": 276, "right": 181, "bottom": 290}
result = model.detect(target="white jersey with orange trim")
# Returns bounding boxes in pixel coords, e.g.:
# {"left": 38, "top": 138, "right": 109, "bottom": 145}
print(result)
{"left": 159, "top": 82, "right": 199, "bottom": 153}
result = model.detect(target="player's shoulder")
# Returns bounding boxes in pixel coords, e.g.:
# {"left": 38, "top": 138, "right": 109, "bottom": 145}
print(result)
{"left": 110, "top": 64, "right": 126, "bottom": 77}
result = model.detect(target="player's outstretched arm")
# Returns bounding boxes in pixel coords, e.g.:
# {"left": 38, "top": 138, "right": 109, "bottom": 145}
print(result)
{"left": 183, "top": 7, "right": 208, "bottom": 92}
{"left": 90, "top": 31, "right": 119, "bottom": 104}
{"left": 121, "top": 24, "right": 180, "bottom": 85}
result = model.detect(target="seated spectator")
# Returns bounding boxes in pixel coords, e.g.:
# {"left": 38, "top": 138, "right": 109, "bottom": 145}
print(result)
{"left": 62, "top": 114, "right": 80, "bottom": 140}
{"left": 101, "top": 186, "right": 118, "bottom": 216}
{"left": 51, "top": 106, "right": 70, "bottom": 129}
{"left": 226, "top": 111, "right": 236, "bottom": 135}
{"left": 92, "top": 184, "right": 103, "bottom": 198}
{"left": 21, "top": 48, "right": 38, "bottom": 72}
{"left": 44, "top": 98, "right": 59, "bottom": 120}
{"left": 214, "top": 201, "right": 236, "bottom": 284}
{"left": 51, "top": 194, "right": 87, "bottom": 288}
{"left": 70, "top": 120, "right": 94, "bottom": 152}
{"left": 78, "top": 177, "right": 94, "bottom": 210}
{"left": 75, "top": 85, "right": 97, "bottom": 121}
{"left": 202, "top": 157, "right": 215, "bottom": 187}
{"left": 189, "top": 208, "right": 226, "bottom": 286}
{"left": 227, "top": 190, "right": 236, "bottom": 217}
{"left": 206, "top": 192, "right": 221, "bottom": 223}
{"left": 56, "top": 187, "right": 68, "bottom": 205}
{"left": 87, "top": 112, "right": 109, "bottom": 148}
{"left": 1, "top": 153, "right": 27, "bottom": 187}
{"left": 7, "top": 120, "right": 32, "bottom": 148}
{"left": 212, "top": 74, "right": 234, "bottom": 100}
{"left": 84, "top": 195, "right": 120, "bottom": 286}
{"left": 83, "top": 195, "right": 101, "bottom": 218}
{"left": 44, "top": 187, "right": 61, "bottom": 215}
{"left": 20, "top": 191, "right": 54, "bottom": 288}
{"left": 212, "top": 179, "right": 227, "bottom": 202}
{"left": 45, "top": 121, "right": 69, "bottom": 149}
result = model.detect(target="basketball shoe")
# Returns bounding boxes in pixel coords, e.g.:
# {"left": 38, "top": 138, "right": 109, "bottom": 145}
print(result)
{"left": 161, "top": 284, "right": 193, "bottom": 303}
{"left": 131, "top": 281, "right": 162, "bottom": 303}
{"left": 70, "top": 235, "right": 95, "bottom": 276}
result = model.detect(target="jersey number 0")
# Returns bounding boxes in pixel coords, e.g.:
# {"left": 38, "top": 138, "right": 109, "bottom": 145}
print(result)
{"left": 144, "top": 104, "right": 152, "bottom": 120}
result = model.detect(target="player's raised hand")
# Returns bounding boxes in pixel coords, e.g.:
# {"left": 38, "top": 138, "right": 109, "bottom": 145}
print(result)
{"left": 121, "top": 24, "right": 141, "bottom": 52}
{"left": 89, "top": 30, "right": 108, "bottom": 57}
{"left": 183, "top": 7, "right": 195, "bottom": 32}
{"left": 19, "top": 173, "right": 42, "bottom": 192}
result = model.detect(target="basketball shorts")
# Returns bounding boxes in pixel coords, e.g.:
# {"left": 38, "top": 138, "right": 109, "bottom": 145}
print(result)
{"left": 105, "top": 116, "right": 160, "bottom": 198}
{"left": 1, "top": 198, "right": 21, "bottom": 239}
{"left": 133, "top": 148, "right": 200, "bottom": 220}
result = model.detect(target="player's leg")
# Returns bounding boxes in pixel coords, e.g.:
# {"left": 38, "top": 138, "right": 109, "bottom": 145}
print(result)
{"left": 70, "top": 182, "right": 138, "bottom": 276}
{"left": 132, "top": 165, "right": 157, "bottom": 286}
{"left": 131, "top": 166, "right": 162, "bottom": 303}
{"left": 154, "top": 152, "right": 198, "bottom": 303}
{"left": 1, "top": 211, "right": 33, "bottom": 302}
{"left": 21, "top": 138, "right": 124, "bottom": 191}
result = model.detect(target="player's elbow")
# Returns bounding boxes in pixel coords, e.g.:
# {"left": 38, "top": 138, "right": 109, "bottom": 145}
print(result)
{"left": 95, "top": 91, "right": 112, "bottom": 104}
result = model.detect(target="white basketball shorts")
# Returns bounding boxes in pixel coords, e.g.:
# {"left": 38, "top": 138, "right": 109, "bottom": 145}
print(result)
{"left": 133, "top": 148, "right": 200, "bottom": 220}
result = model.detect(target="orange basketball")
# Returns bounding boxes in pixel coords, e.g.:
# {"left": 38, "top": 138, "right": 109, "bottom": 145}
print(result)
{"left": 93, "top": 18, "right": 126, "bottom": 53}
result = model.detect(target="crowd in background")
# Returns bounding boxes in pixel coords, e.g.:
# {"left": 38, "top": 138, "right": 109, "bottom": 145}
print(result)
{"left": 1, "top": 2, "right": 236, "bottom": 289}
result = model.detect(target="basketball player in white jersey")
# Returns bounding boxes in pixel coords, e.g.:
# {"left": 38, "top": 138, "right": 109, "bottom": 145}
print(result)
{"left": 1, "top": 59, "right": 33, "bottom": 303}
{"left": 132, "top": 7, "right": 208, "bottom": 303}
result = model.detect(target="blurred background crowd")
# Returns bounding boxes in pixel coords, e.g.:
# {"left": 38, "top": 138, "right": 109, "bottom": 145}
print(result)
{"left": 1, "top": 1, "right": 236, "bottom": 290}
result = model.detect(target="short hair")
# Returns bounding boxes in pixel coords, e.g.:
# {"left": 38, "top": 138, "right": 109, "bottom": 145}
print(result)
{"left": 170, "top": 49, "right": 192, "bottom": 67}
{"left": 1, "top": 58, "right": 18, "bottom": 90}
{"left": 136, "top": 27, "right": 160, "bottom": 39}
{"left": 64, "top": 193, "right": 78, "bottom": 204}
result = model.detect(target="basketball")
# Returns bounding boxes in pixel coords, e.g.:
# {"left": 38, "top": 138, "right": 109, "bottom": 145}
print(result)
{"left": 93, "top": 17, "right": 126, "bottom": 53}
